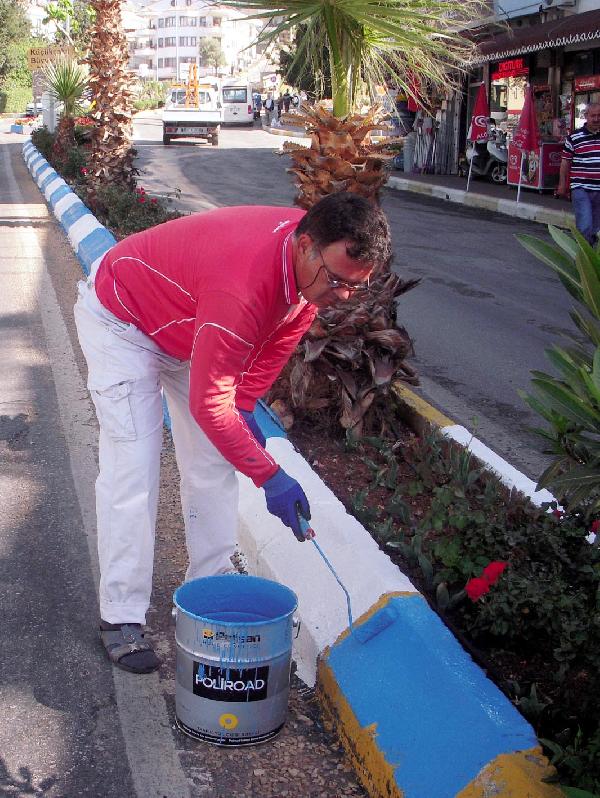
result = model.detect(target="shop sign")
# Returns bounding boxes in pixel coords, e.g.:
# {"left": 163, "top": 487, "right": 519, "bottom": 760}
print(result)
{"left": 574, "top": 75, "right": 600, "bottom": 92}
{"left": 28, "top": 45, "right": 74, "bottom": 69}
{"left": 491, "top": 57, "right": 529, "bottom": 81}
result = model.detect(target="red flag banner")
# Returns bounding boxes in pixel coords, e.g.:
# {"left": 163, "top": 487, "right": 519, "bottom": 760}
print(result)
{"left": 512, "top": 85, "right": 540, "bottom": 151}
{"left": 467, "top": 84, "right": 489, "bottom": 142}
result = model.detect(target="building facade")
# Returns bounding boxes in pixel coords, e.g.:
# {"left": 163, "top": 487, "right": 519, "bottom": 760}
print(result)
{"left": 467, "top": 2, "right": 600, "bottom": 147}
{"left": 125, "top": 0, "right": 268, "bottom": 83}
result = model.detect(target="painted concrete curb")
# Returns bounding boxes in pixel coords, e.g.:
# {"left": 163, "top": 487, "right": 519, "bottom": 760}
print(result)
{"left": 22, "top": 140, "right": 561, "bottom": 798}
{"left": 388, "top": 174, "right": 574, "bottom": 229}
{"left": 22, "top": 140, "right": 116, "bottom": 276}
{"left": 391, "top": 383, "right": 556, "bottom": 509}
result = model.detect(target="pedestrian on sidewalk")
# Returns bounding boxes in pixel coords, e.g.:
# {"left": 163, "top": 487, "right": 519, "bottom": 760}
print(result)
{"left": 557, "top": 102, "right": 600, "bottom": 245}
{"left": 263, "top": 94, "right": 274, "bottom": 126}
{"left": 74, "top": 193, "right": 392, "bottom": 674}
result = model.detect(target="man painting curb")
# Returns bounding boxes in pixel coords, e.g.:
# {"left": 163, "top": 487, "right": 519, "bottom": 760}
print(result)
{"left": 557, "top": 102, "right": 600, "bottom": 244}
{"left": 74, "top": 193, "right": 393, "bottom": 674}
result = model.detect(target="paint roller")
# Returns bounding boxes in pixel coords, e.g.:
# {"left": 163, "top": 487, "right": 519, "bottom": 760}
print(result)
{"left": 297, "top": 510, "right": 397, "bottom": 644}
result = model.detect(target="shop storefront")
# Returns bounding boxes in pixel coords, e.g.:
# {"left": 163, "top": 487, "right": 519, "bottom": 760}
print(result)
{"left": 465, "top": 8, "right": 600, "bottom": 188}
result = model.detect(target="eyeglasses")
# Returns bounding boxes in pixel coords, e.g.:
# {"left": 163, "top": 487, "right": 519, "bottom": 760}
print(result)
{"left": 316, "top": 249, "right": 371, "bottom": 294}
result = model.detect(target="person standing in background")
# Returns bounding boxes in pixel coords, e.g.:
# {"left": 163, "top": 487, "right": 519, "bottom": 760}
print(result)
{"left": 557, "top": 103, "right": 600, "bottom": 245}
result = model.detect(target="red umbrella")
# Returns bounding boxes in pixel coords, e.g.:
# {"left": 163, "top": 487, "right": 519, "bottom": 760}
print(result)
{"left": 467, "top": 84, "right": 490, "bottom": 142}
{"left": 512, "top": 85, "right": 540, "bottom": 151}
{"left": 512, "top": 85, "right": 540, "bottom": 201}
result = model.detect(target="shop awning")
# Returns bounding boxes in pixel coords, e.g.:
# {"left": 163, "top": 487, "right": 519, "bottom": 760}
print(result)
{"left": 473, "top": 9, "right": 600, "bottom": 64}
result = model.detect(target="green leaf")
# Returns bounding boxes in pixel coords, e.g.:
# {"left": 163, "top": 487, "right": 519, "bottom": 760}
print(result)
{"left": 560, "top": 786, "right": 600, "bottom": 798}
{"left": 531, "top": 378, "right": 600, "bottom": 429}
{"left": 517, "top": 234, "right": 583, "bottom": 301}
{"left": 576, "top": 245, "right": 600, "bottom": 319}
{"left": 548, "top": 225, "right": 581, "bottom": 261}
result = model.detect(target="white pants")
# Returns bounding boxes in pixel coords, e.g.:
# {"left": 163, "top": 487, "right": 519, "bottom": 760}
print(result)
{"left": 74, "top": 279, "right": 238, "bottom": 624}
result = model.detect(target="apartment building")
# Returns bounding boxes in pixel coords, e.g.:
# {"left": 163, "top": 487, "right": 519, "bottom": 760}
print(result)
{"left": 126, "top": 0, "right": 265, "bottom": 82}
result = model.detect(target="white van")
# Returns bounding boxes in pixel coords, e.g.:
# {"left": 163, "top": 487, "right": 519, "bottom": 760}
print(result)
{"left": 221, "top": 83, "right": 254, "bottom": 126}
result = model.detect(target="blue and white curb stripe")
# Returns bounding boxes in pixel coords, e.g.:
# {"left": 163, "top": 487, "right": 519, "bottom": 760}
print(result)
{"left": 22, "top": 141, "right": 116, "bottom": 276}
{"left": 23, "top": 139, "right": 560, "bottom": 798}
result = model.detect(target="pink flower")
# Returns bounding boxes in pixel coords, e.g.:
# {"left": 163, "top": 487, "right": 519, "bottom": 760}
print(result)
{"left": 466, "top": 577, "right": 490, "bottom": 602}
{"left": 151, "top": 198, "right": 157, "bottom": 204}
{"left": 482, "top": 561, "right": 508, "bottom": 586}
{"left": 80, "top": 167, "right": 88, "bottom": 175}
{"left": 138, "top": 196, "right": 145, "bottom": 203}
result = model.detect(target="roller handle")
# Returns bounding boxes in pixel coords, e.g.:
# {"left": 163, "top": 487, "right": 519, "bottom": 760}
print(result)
{"left": 295, "top": 502, "right": 315, "bottom": 541}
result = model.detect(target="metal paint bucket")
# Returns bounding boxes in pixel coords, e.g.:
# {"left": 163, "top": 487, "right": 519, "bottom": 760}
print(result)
{"left": 173, "top": 574, "right": 298, "bottom": 746}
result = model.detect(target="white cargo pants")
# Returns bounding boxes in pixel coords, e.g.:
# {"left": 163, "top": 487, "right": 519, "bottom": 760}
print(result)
{"left": 74, "top": 279, "right": 239, "bottom": 624}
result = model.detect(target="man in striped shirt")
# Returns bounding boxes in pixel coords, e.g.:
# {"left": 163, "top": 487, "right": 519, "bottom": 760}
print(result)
{"left": 557, "top": 103, "right": 600, "bottom": 244}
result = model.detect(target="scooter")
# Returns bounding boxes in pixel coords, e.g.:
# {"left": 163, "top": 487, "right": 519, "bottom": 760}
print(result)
{"left": 465, "top": 131, "right": 508, "bottom": 184}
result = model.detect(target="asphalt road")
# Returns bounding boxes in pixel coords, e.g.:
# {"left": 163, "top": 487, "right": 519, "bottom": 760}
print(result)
{"left": 133, "top": 113, "right": 572, "bottom": 480}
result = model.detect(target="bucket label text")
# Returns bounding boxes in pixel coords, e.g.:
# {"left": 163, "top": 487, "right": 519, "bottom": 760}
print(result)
{"left": 193, "top": 663, "right": 269, "bottom": 702}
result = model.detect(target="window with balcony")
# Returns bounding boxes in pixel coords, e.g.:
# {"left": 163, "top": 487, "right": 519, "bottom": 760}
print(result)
{"left": 187, "top": 17, "right": 197, "bottom": 25}
{"left": 199, "top": 17, "right": 207, "bottom": 26}
{"left": 158, "top": 18, "right": 164, "bottom": 27}
{"left": 164, "top": 58, "right": 176, "bottom": 68}
{"left": 158, "top": 58, "right": 164, "bottom": 67}
{"left": 158, "top": 37, "right": 164, "bottom": 47}
{"left": 165, "top": 16, "right": 176, "bottom": 27}
{"left": 179, "top": 36, "right": 197, "bottom": 46}
{"left": 165, "top": 37, "right": 176, "bottom": 46}
{"left": 180, "top": 56, "right": 196, "bottom": 63}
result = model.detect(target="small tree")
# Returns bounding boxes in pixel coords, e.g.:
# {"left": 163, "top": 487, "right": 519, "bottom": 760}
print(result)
{"left": 43, "top": 55, "right": 88, "bottom": 160}
{"left": 42, "top": 0, "right": 95, "bottom": 54}
{"left": 198, "top": 37, "right": 226, "bottom": 75}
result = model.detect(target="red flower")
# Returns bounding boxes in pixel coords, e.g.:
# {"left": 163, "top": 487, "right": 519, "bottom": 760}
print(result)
{"left": 482, "top": 561, "right": 508, "bottom": 586}
{"left": 138, "top": 196, "right": 145, "bottom": 203}
{"left": 80, "top": 167, "right": 88, "bottom": 175}
{"left": 466, "top": 577, "right": 490, "bottom": 602}
{"left": 552, "top": 509, "right": 563, "bottom": 519}
{"left": 590, "top": 520, "right": 600, "bottom": 534}
{"left": 151, "top": 197, "right": 158, "bottom": 204}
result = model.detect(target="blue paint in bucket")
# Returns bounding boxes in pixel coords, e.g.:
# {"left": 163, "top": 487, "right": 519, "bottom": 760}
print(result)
{"left": 173, "top": 575, "right": 298, "bottom": 746}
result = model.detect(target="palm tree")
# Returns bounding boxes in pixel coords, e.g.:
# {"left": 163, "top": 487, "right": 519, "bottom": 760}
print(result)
{"left": 43, "top": 55, "right": 88, "bottom": 162}
{"left": 221, "top": 0, "right": 482, "bottom": 436}
{"left": 223, "top": 0, "right": 481, "bottom": 206}
{"left": 85, "top": 0, "right": 136, "bottom": 200}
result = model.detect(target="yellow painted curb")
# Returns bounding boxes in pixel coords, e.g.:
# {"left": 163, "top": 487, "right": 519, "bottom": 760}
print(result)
{"left": 317, "top": 656, "right": 402, "bottom": 798}
{"left": 391, "top": 381, "right": 455, "bottom": 430}
{"left": 457, "top": 749, "right": 563, "bottom": 798}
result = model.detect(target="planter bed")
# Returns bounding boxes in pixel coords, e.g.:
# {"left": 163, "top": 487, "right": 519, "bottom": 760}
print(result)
{"left": 287, "top": 408, "right": 600, "bottom": 796}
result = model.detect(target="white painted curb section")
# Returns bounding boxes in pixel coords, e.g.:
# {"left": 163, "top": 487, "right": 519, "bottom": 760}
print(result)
{"left": 237, "top": 437, "right": 416, "bottom": 687}
{"left": 442, "top": 424, "right": 555, "bottom": 508}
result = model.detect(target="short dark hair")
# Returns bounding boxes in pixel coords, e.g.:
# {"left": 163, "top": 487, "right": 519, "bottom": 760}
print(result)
{"left": 295, "top": 193, "right": 393, "bottom": 273}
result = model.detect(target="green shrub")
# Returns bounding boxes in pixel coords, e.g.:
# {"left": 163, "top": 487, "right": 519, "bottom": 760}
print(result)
{"left": 349, "top": 428, "right": 600, "bottom": 791}
{"left": 91, "top": 184, "right": 182, "bottom": 238}
{"left": 518, "top": 227, "right": 600, "bottom": 515}
{"left": 31, "top": 126, "right": 56, "bottom": 161}
{"left": 0, "top": 84, "right": 31, "bottom": 113}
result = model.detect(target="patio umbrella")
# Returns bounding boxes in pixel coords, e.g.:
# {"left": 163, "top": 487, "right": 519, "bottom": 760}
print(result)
{"left": 466, "top": 83, "right": 489, "bottom": 192}
{"left": 512, "top": 85, "right": 540, "bottom": 203}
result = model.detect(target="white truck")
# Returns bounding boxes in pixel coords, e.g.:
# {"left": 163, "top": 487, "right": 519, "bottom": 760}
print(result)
{"left": 162, "top": 82, "right": 223, "bottom": 146}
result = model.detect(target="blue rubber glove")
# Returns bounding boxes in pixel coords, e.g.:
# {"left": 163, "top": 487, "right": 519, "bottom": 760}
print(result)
{"left": 239, "top": 408, "right": 266, "bottom": 448}
{"left": 262, "top": 468, "right": 311, "bottom": 542}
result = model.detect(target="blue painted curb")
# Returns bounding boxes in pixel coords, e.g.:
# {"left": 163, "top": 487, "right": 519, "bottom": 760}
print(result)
{"left": 22, "top": 141, "right": 116, "bottom": 277}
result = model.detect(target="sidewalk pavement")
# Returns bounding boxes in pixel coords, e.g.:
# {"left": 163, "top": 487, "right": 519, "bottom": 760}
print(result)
{"left": 18, "top": 133, "right": 567, "bottom": 798}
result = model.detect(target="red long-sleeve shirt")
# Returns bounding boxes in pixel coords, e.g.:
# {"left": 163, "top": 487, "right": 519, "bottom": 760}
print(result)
{"left": 95, "top": 206, "right": 316, "bottom": 486}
